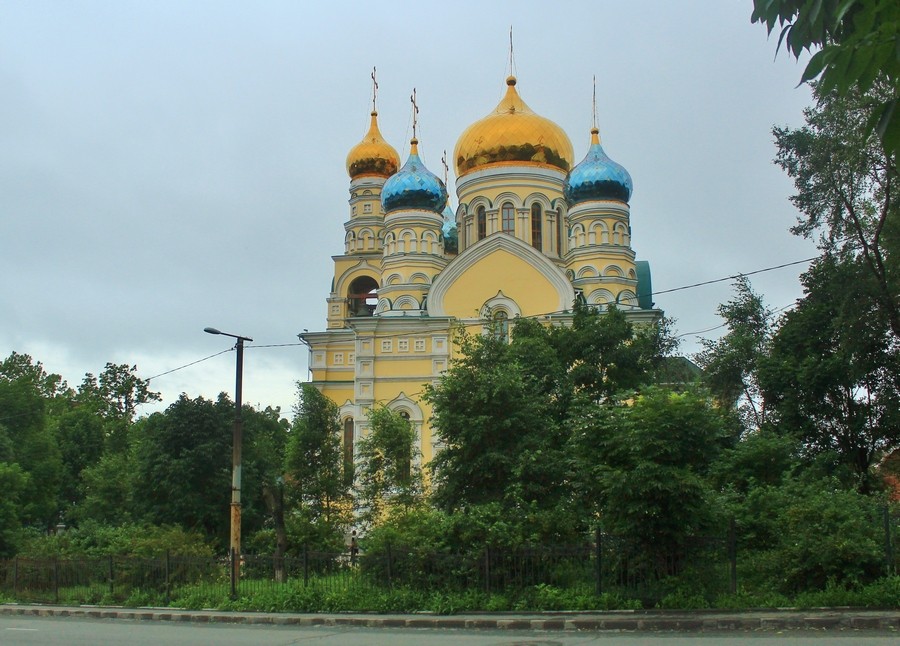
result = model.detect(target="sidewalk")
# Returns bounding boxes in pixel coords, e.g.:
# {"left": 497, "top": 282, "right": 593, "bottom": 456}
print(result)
{"left": 2, "top": 604, "right": 899, "bottom": 632}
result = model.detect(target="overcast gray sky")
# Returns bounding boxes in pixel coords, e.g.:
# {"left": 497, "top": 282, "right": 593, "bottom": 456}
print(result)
{"left": 0, "top": 1, "right": 816, "bottom": 417}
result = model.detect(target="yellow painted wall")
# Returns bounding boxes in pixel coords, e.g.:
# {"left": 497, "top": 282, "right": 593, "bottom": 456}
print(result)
{"left": 441, "top": 247, "right": 563, "bottom": 318}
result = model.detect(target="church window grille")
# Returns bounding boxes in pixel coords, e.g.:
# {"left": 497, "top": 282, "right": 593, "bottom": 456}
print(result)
{"left": 333, "top": 352, "right": 344, "bottom": 365}
{"left": 381, "top": 339, "right": 393, "bottom": 353}
{"left": 531, "top": 203, "right": 542, "bottom": 250}
{"left": 363, "top": 203, "right": 372, "bottom": 213}
{"left": 414, "top": 339, "right": 425, "bottom": 352}
{"left": 398, "top": 339, "right": 409, "bottom": 352}
{"left": 477, "top": 206, "right": 486, "bottom": 240}
{"left": 501, "top": 203, "right": 514, "bottom": 235}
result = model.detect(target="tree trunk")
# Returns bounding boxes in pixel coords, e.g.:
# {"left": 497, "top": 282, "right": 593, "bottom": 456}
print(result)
{"left": 263, "top": 482, "right": 288, "bottom": 583}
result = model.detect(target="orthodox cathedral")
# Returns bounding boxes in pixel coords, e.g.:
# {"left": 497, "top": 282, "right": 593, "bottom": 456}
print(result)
{"left": 300, "top": 73, "right": 661, "bottom": 466}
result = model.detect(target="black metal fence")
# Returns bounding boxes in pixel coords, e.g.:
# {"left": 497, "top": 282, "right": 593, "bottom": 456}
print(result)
{"left": 1, "top": 508, "right": 896, "bottom": 608}
{"left": 0, "top": 533, "right": 736, "bottom": 606}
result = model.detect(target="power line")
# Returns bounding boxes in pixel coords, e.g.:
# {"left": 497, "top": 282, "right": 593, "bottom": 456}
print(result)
{"left": 650, "top": 256, "right": 817, "bottom": 297}
{"left": 675, "top": 301, "right": 799, "bottom": 340}
{"left": 148, "top": 256, "right": 819, "bottom": 382}
{"left": 146, "top": 348, "right": 233, "bottom": 382}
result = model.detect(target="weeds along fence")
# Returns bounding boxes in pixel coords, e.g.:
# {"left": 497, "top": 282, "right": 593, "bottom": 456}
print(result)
{"left": 0, "top": 554, "right": 222, "bottom": 605}
{"left": 1, "top": 509, "right": 896, "bottom": 607}
{"left": 0, "top": 535, "right": 736, "bottom": 606}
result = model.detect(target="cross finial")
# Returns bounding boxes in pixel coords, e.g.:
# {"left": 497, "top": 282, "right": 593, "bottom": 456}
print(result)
{"left": 592, "top": 75, "right": 597, "bottom": 130}
{"left": 441, "top": 150, "right": 449, "bottom": 185}
{"left": 410, "top": 88, "right": 419, "bottom": 139}
{"left": 508, "top": 26, "right": 515, "bottom": 77}
{"left": 371, "top": 66, "right": 378, "bottom": 112}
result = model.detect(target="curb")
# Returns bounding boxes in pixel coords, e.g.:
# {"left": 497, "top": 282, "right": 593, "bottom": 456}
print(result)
{"left": 2, "top": 605, "right": 899, "bottom": 632}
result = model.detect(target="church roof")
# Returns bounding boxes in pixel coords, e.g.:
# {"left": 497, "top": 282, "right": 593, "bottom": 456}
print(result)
{"left": 454, "top": 76, "right": 574, "bottom": 177}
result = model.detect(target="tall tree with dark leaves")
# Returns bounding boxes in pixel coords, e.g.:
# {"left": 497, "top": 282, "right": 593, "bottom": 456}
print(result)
{"left": 355, "top": 406, "right": 423, "bottom": 530}
{"left": 132, "top": 394, "right": 232, "bottom": 546}
{"left": 774, "top": 81, "right": 899, "bottom": 340}
{"left": 760, "top": 255, "right": 900, "bottom": 492}
{"left": 696, "top": 276, "right": 774, "bottom": 432}
{"left": 283, "top": 384, "right": 350, "bottom": 548}
{"left": 0, "top": 352, "right": 66, "bottom": 529}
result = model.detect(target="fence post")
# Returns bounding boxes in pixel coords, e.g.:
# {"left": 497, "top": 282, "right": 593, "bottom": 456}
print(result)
{"left": 229, "top": 547, "right": 237, "bottom": 599}
{"left": 386, "top": 542, "right": 393, "bottom": 590}
{"left": 303, "top": 544, "right": 309, "bottom": 587}
{"left": 483, "top": 547, "right": 490, "bottom": 594}
{"left": 595, "top": 526, "right": 602, "bottom": 596}
{"left": 884, "top": 506, "right": 894, "bottom": 577}
{"left": 53, "top": 558, "right": 59, "bottom": 604}
{"left": 164, "top": 550, "right": 171, "bottom": 605}
{"left": 728, "top": 517, "right": 737, "bottom": 595}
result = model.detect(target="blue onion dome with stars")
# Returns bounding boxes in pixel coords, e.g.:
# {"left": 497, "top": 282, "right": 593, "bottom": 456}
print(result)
{"left": 381, "top": 138, "right": 448, "bottom": 213}
{"left": 564, "top": 128, "right": 633, "bottom": 205}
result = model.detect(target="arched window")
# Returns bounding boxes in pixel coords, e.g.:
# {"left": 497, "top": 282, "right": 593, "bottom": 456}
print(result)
{"left": 477, "top": 206, "right": 486, "bottom": 240}
{"left": 557, "top": 212, "right": 564, "bottom": 255}
{"left": 530, "top": 203, "right": 542, "bottom": 251}
{"left": 494, "top": 310, "right": 509, "bottom": 343}
{"left": 398, "top": 411, "right": 412, "bottom": 483}
{"left": 501, "top": 202, "right": 515, "bottom": 235}
{"left": 343, "top": 418, "right": 354, "bottom": 486}
{"left": 347, "top": 276, "right": 379, "bottom": 317}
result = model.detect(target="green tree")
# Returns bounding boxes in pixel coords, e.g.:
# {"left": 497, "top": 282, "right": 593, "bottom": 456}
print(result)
{"left": 425, "top": 326, "right": 559, "bottom": 516}
{"left": 0, "top": 352, "right": 65, "bottom": 528}
{"left": 355, "top": 406, "right": 423, "bottom": 529}
{"left": 571, "top": 387, "right": 734, "bottom": 565}
{"left": 283, "top": 384, "right": 349, "bottom": 549}
{"left": 52, "top": 406, "right": 105, "bottom": 517}
{"left": 76, "top": 451, "right": 135, "bottom": 525}
{"left": 752, "top": 0, "right": 900, "bottom": 154}
{"left": 241, "top": 405, "right": 290, "bottom": 566}
{"left": 696, "top": 276, "right": 774, "bottom": 431}
{"left": 131, "top": 394, "right": 232, "bottom": 546}
{"left": 760, "top": 255, "right": 900, "bottom": 492}
{"left": 426, "top": 306, "right": 674, "bottom": 538}
{"left": 773, "top": 81, "right": 899, "bottom": 340}
{"left": 0, "top": 461, "right": 28, "bottom": 557}
{"left": 76, "top": 362, "right": 160, "bottom": 452}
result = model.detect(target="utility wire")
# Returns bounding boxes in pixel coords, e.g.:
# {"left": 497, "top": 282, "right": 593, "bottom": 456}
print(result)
{"left": 146, "top": 348, "right": 233, "bottom": 382}
{"left": 650, "top": 256, "right": 817, "bottom": 297}
{"left": 147, "top": 256, "right": 819, "bottom": 381}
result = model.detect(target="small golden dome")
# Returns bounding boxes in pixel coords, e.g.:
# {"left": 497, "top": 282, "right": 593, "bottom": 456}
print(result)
{"left": 346, "top": 111, "right": 401, "bottom": 179}
{"left": 454, "top": 76, "right": 574, "bottom": 177}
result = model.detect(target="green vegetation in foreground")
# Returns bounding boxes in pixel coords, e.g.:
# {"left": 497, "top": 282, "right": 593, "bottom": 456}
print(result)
{"left": 37, "top": 575, "right": 895, "bottom": 613}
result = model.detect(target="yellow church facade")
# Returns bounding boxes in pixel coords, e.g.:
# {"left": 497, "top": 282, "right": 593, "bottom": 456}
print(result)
{"left": 300, "top": 75, "right": 661, "bottom": 465}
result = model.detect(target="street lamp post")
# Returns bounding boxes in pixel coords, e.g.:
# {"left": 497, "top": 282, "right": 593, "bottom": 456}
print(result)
{"left": 204, "top": 326, "right": 253, "bottom": 591}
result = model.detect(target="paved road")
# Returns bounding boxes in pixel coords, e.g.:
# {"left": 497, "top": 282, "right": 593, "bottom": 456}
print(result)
{"left": 2, "top": 615, "right": 899, "bottom": 646}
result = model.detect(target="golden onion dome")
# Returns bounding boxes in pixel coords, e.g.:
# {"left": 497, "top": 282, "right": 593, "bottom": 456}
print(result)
{"left": 346, "top": 111, "right": 401, "bottom": 179}
{"left": 454, "top": 76, "right": 574, "bottom": 177}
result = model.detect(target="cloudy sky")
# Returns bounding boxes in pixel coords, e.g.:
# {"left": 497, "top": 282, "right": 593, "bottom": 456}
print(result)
{"left": 1, "top": 1, "right": 816, "bottom": 417}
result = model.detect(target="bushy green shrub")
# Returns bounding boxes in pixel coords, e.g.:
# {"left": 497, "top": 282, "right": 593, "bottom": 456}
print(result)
{"left": 17, "top": 521, "right": 215, "bottom": 558}
{"left": 729, "top": 478, "right": 887, "bottom": 593}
